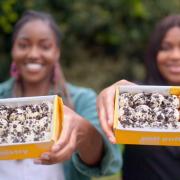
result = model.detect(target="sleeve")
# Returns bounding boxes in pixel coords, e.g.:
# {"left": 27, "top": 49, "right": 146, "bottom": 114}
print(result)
{"left": 71, "top": 87, "right": 122, "bottom": 177}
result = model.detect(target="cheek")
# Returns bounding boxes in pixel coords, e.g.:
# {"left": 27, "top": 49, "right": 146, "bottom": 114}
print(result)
{"left": 44, "top": 51, "right": 59, "bottom": 64}
{"left": 157, "top": 53, "right": 164, "bottom": 64}
{"left": 156, "top": 53, "right": 169, "bottom": 80}
{"left": 12, "top": 48, "right": 25, "bottom": 63}
{"left": 156, "top": 52, "right": 168, "bottom": 68}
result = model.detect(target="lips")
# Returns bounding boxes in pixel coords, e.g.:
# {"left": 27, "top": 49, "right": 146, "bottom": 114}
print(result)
{"left": 167, "top": 65, "right": 180, "bottom": 74}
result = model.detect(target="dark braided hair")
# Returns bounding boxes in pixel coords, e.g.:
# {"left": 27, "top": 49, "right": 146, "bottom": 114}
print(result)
{"left": 12, "top": 10, "right": 61, "bottom": 47}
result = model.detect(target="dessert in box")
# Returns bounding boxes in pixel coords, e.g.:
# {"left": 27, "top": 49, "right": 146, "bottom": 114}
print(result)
{"left": 0, "top": 95, "right": 63, "bottom": 160}
{"left": 113, "top": 85, "right": 180, "bottom": 146}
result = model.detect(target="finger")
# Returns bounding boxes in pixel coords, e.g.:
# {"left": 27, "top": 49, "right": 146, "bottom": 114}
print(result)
{"left": 34, "top": 157, "right": 53, "bottom": 165}
{"left": 103, "top": 95, "right": 116, "bottom": 143}
{"left": 97, "top": 94, "right": 115, "bottom": 143}
{"left": 34, "top": 153, "right": 51, "bottom": 165}
{"left": 52, "top": 114, "right": 71, "bottom": 152}
{"left": 38, "top": 131, "right": 77, "bottom": 165}
{"left": 116, "top": 79, "right": 136, "bottom": 86}
{"left": 51, "top": 130, "right": 77, "bottom": 163}
{"left": 105, "top": 85, "right": 116, "bottom": 127}
{"left": 97, "top": 94, "right": 108, "bottom": 131}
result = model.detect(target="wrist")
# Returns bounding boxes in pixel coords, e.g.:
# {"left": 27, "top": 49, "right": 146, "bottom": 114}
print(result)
{"left": 76, "top": 118, "right": 104, "bottom": 166}
{"left": 76, "top": 117, "right": 92, "bottom": 151}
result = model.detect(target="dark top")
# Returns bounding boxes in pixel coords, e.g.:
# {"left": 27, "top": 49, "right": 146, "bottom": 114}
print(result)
{"left": 122, "top": 81, "right": 180, "bottom": 180}
{"left": 123, "top": 145, "right": 180, "bottom": 180}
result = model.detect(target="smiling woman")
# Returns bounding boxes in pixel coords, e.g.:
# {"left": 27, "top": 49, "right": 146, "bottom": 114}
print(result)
{"left": 157, "top": 27, "right": 180, "bottom": 85}
{"left": 96, "top": 14, "right": 180, "bottom": 180}
{"left": 11, "top": 13, "right": 62, "bottom": 98}
{"left": 0, "top": 10, "right": 121, "bottom": 180}
{"left": 12, "top": 20, "right": 60, "bottom": 86}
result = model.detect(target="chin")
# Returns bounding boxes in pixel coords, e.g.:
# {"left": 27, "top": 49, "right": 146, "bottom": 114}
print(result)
{"left": 23, "top": 76, "right": 43, "bottom": 83}
{"left": 27, "top": 80, "right": 42, "bottom": 84}
{"left": 168, "top": 79, "right": 180, "bottom": 85}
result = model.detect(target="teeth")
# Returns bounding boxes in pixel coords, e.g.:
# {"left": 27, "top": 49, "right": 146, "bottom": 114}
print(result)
{"left": 25, "top": 63, "right": 43, "bottom": 71}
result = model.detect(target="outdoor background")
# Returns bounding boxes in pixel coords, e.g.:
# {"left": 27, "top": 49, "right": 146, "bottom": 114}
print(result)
{"left": 0, "top": 0, "right": 180, "bottom": 179}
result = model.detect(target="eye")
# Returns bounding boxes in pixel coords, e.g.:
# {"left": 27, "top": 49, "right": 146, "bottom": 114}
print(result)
{"left": 39, "top": 39, "right": 55, "bottom": 50}
{"left": 18, "top": 42, "right": 29, "bottom": 49}
{"left": 41, "top": 44, "right": 51, "bottom": 50}
{"left": 160, "top": 42, "right": 172, "bottom": 51}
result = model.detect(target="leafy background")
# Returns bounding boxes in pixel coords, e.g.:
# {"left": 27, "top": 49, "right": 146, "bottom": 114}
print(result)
{"left": 0, "top": 0, "right": 180, "bottom": 179}
{"left": 1, "top": 0, "right": 180, "bottom": 92}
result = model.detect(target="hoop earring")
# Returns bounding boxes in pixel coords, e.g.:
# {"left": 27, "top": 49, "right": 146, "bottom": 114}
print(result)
{"left": 10, "top": 62, "right": 19, "bottom": 79}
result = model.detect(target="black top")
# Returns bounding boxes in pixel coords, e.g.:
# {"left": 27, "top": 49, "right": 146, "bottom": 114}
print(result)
{"left": 123, "top": 145, "right": 180, "bottom": 180}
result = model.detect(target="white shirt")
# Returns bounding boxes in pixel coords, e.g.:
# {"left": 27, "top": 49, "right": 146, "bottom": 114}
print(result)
{"left": 0, "top": 159, "right": 65, "bottom": 180}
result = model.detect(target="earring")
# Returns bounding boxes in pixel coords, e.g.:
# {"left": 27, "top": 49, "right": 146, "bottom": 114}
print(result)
{"left": 53, "top": 62, "right": 60, "bottom": 83}
{"left": 10, "top": 62, "right": 19, "bottom": 79}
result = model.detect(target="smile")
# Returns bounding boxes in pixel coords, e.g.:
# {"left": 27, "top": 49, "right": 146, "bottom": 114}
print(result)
{"left": 25, "top": 63, "right": 44, "bottom": 72}
{"left": 168, "top": 65, "right": 180, "bottom": 73}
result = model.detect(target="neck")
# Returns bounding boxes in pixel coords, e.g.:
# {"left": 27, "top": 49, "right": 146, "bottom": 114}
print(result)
{"left": 16, "top": 79, "right": 52, "bottom": 97}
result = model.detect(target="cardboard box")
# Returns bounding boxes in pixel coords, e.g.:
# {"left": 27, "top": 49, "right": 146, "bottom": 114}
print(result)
{"left": 113, "top": 85, "right": 180, "bottom": 146}
{"left": 0, "top": 95, "right": 63, "bottom": 160}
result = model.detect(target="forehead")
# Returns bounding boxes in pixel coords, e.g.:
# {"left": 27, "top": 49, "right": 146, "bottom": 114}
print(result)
{"left": 163, "top": 27, "right": 180, "bottom": 41}
{"left": 15, "top": 19, "right": 56, "bottom": 41}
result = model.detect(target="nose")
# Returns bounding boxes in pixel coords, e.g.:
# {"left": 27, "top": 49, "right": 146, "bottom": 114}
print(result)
{"left": 170, "top": 47, "right": 180, "bottom": 60}
{"left": 27, "top": 46, "right": 40, "bottom": 60}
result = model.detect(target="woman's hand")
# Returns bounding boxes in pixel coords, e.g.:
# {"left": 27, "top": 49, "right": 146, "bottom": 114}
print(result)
{"left": 97, "top": 79, "right": 135, "bottom": 144}
{"left": 34, "top": 105, "right": 103, "bottom": 165}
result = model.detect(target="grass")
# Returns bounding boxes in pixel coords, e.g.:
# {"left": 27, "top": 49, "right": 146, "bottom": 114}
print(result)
{"left": 93, "top": 173, "right": 120, "bottom": 180}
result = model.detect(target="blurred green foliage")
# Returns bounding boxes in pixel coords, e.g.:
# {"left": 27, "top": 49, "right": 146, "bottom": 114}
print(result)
{"left": 0, "top": 0, "right": 180, "bottom": 91}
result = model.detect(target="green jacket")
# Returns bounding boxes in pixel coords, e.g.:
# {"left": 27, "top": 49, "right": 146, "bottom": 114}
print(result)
{"left": 0, "top": 78, "right": 122, "bottom": 180}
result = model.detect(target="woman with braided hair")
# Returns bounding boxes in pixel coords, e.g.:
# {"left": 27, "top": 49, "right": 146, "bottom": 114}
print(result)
{"left": 0, "top": 10, "right": 121, "bottom": 180}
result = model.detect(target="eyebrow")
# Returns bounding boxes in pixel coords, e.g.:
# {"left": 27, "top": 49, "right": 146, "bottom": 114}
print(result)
{"left": 16, "top": 35, "right": 29, "bottom": 40}
{"left": 16, "top": 35, "right": 52, "bottom": 42}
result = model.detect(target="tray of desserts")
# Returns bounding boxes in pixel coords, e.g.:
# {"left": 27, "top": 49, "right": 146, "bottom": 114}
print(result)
{"left": 113, "top": 86, "right": 180, "bottom": 146}
{"left": 0, "top": 95, "right": 63, "bottom": 160}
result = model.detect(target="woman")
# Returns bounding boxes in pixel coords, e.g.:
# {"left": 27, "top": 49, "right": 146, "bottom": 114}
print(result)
{"left": 0, "top": 10, "right": 121, "bottom": 180}
{"left": 97, "top": 15, "right": 180, "bottom": 180}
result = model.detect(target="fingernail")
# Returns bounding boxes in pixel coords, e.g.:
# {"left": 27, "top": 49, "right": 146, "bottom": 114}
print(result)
{"left": 41, "top": 154, "right": 50, "bottom": 160}
{"left": 108, "top": 120, "right": 113, "bottom": 126}
{"left": 34, "top": 159, "right": 42, "bottom": 164}
{"left": 109, "top": 136, "right": 116, "bottom": 144}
